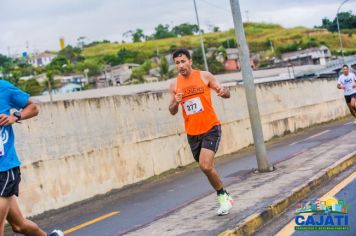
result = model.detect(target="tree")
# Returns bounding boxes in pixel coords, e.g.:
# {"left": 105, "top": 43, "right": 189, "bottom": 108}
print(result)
{"left": 76, "top": 61, "right": 101, "bottom": 77}
{"left": 131, "top": 28, "right": 146, "bottom": 42}
{"left": 207, "top": 24, "right": 220, "bottom": 33}
{"left": 207, "top": 57, "right": 224, "bottom": 74}
{"left": 141, "top": 59, "right": 152, "bottom": 73}
{"left": 117, "top": 48, "right": 136, "bottom": 64}
{"left": 172, "top": 23, "right": 199, "bottom": 36}
{"left": 276, "top": 38, "right": 320, "bottom": 54}
{"left": 151, "top": 24, "right": 176, "bottom": 40}
{"left": 103, "top": 48, "right": 146, "bottom": 66}
{"left": 222, "top": 38, "right": 237, "bottom": 48}
{"left": 215, "top": 46, "right": 227, "bottom": 60}
{"left": 130, "top": 67, "right": 146, "bottom": 83}
{"left": 126, "top": 60, "right": 152, "bottom": 84}
{"left": 0, "top": 54, "right": 13, "bottom": 79}
{"left": 212, "top": 26, "right": 220, "bottom": 33}
{"left": 17, "top": 79, "right": 43, "bottom": 96}
{"left": 58, "top": 45, "right": 84, "bottom": 64}
{"left": 192, "top": 47, "right": 205, "bottom": 70}
{"left": 47, "top": 56, "right": 72, "bottom": 74}
{"left": 103, "top": 55, "right": 121, "bottom": 66}
{"left": 0, "top": 54, "right": 12, "bottom": 67}
{"left": 16, "top": 62, "right": 36, "bottom": 77}
{"left": 321, "top": 18, "right": 333, "bottom": 30}
{"left": 84, "top": 40, "right": 111, "bottom": 47}
{"left": 44, "top": 69, "right": 61, "bottom": 101}
{"left": 317, "top": 11, "right": 356, "bottom": 32}
{"left": 159, "top": 56, "right": 169, "bottom": 81}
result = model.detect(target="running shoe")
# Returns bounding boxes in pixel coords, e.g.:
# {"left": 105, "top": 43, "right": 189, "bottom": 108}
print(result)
{"left": 48, "top": 229, "right": 64, "bottom": 236}
{"left": 217, "top": 192, "right": 234, "bottom": 216}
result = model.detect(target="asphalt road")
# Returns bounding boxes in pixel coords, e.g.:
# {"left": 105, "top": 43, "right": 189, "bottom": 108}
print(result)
{"left": 5, "top": 117, "right": 356, "bottom": 236}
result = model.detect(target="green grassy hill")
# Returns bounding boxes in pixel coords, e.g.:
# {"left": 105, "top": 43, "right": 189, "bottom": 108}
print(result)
{"left": 82, "top": 22, "right": 356, "bottom": 63}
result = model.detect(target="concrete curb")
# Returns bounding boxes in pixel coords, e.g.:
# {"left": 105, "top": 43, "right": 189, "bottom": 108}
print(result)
{"left": 219, "top": 151, "right": 356, "bottom": 236}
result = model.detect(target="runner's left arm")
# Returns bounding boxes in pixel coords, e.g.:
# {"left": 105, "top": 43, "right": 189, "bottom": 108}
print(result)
{"left": 18, "top": 99, "right": 39, "bottom": 120}
{"left": 0, "top": 99, "right": 39, "bottom": 126}
{"left": 204, "top": 71, "right": 230, "bottom": 98}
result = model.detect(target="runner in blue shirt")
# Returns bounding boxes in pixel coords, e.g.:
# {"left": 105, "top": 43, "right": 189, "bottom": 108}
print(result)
{"left": 0, "top": 80, "right": 63, "bottom": 236}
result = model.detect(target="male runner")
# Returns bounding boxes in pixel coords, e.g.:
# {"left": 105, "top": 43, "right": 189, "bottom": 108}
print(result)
{"left": 0, "top": 80, "right": 63, "bottom": 236}
{"left": 168, "top": 48, "right": 234, "bottom": 215}
{"left": 337, "top": 64, "right": 356, "bottom": 123}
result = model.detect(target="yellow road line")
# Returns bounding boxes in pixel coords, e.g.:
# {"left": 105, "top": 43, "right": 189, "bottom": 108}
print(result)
{"left": 63, "top": 211, "right": 120, "bottom": 235}
{"left": 276, "top": 172, "right": 355, "bottom": 236}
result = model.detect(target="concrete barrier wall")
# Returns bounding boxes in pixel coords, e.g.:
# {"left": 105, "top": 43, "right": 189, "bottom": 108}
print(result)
{"left": 13, "top": 78, "right": 347, "bottom": 216}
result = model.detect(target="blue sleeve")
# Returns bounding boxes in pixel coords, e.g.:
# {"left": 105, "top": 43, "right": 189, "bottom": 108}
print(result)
{"left": 6, "top": 81, "right": 30, "bottom": 110}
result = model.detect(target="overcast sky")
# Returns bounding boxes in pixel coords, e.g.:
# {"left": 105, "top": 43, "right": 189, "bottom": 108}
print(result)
{"left": 0, "top": 0, "right": 355, "bottom": 55}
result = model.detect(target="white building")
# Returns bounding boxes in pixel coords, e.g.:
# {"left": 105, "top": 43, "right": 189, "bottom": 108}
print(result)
{"left": 103, "top": 63, "right": 140, "bottom": 86}
{"left": 281, "top": 46, "right": 331, "bottom": 66}
{"left": 54, "top": 74, "right": 87, "bottom": 85}
{"left": 28, "top": 52, "right": 57, "bottom": 67}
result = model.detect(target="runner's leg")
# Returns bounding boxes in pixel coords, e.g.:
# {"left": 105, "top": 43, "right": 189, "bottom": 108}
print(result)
{"left": 199, "top": 148, "right": 223, "bottom": 190}
{"left": 0, "top": 197, "right": 10, "bottom": 236}
{"left": 347, "top": 103, "right": 356, "bottom": 118}
{"left": 6, "top": 196, "right": 46, "bottom": 236}
{"left": 350, "top": 97, "right": 356, "bottom": 113}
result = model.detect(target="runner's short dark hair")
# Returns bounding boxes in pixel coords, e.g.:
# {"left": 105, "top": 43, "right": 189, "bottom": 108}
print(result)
{"left": 173, "top": 48, "right": 191, "bottom": 60}
{"left": 342, "top": 64, "right": 349, "bottom": 69}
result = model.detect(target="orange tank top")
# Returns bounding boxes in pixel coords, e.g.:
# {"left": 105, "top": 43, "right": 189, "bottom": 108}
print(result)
{"left": 176, "top": 70, "right": 220, "bottom": 135}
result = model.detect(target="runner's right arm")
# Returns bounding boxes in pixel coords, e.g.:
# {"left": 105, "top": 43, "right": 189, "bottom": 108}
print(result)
{"left": 337, "top": 76, "right": 345, "bottom": 89}
{"left": 169, "top": 80, "right": 180, "bottom": 115}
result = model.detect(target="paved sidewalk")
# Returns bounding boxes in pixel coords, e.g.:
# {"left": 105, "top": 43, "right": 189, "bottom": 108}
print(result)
{"left": 125, "top": 130, "right": 356, "bottom": 236}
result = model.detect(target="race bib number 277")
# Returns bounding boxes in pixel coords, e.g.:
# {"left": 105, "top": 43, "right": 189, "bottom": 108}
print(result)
{"left": 182, "top": 97, "right": 204, "bottom": 115}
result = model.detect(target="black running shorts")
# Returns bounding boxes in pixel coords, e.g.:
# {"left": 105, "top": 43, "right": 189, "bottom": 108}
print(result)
{"left": 0, "top": 167, "right": 21, "bottom": 197}
{"left": 344, "top": 93, "right": 356, "bottom": 103}
{"left": 187, "top": 125, "right": 222, "bottom": 162}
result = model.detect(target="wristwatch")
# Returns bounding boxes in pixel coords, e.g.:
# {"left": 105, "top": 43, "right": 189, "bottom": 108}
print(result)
{"left": 12, "top": 111, "right": 22, "bottom": 122}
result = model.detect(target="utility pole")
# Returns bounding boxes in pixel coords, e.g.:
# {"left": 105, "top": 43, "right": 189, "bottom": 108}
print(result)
{"left": 193, "top": 0, "right": 209, "bottom": 71}
{"left": 230, "top": 0, "right": 271, "bottom": 172}
{"left": 336, "top": 0, "right": 350, "bottom": 63}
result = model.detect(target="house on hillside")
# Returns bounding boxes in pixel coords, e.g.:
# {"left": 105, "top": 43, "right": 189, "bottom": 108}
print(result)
{"left": 226, "top": 48, "right": 239, "bottom": 60}
{"left": 99, "top": 63, "right": 140, "bottom": 87}
{"left": 19, "top": 73, "right": 47, "bottom": 83}
{"left": 54, "top": 74, "right": 87, "bottom": 85}
{"left": 42, "top": 83, "right": 82, "bottom": 95}
{"left": 28, "top": 52, "right": 57, "bottom": 67}
{"left": 223, "top": 48, "right": 256, "bottom": 71}
{"left": 40, "top": 74, "right": 86, "bottom": 95}
{"left": 281, "top": 45, "right": 331, "bottom": 66}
